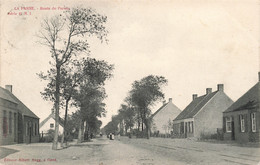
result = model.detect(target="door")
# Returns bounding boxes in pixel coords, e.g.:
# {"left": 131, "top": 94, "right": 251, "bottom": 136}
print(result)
{"left": 231, "top": 121, "right": 235, "bottom": 140}
{"left": 29, "top": 121, "right": 32, "bottom": 143}
{"left": 184, "top": 122, "right": 187, "bottom": 138}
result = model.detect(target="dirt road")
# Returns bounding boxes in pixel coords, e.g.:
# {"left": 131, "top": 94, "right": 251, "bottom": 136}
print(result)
{"left": 0, "top": 137, "right": 259, "bottom": 165}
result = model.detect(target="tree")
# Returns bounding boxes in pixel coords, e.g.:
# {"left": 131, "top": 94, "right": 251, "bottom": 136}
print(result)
{"left": 129, "top": 75, "right": 167, "bottom": 139}
{"left": 38, "top": 57, "right": 113, "bottom": 147}
{"left": 103, "top": 115, "right": 121, "bottom": 135}
{"left": 61, "top": 58, "right": 113, "bottom": 146}
{"left": 73, "top": 81, "right": 108, "bottom": 143}
{"left": 38, "top": 7, "right": 108, "bottom": 150}
{"left": 118, "top": 104, "right": 135, "bottom": 134}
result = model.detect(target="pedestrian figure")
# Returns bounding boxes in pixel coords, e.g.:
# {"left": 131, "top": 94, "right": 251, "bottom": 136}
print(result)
{"left": 118, "top": 133, "right": 120, "bottom": 141}
{"left": 111, "top": 133, "right": 114, "bottom": 140}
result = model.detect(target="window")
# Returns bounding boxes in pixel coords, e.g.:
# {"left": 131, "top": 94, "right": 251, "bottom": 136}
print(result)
{"left": 251, "top": 113, "right": 256, "bottom": 132}
{"left": 240, "top": 115, "right": 245, "bottom": 132}
{"left": 50, "top": 123, "right": 54, "bottom": 128}
{"left": 9, "top": 112, "right": 12, "bottom": 134}
{"left": 187, "top": 122, "right": 190, "bottom": 133}
{"left": 226, "top": 117, "right": 232, "bottom": 132}
{"left": 35, "top": 123, "right": 37, "bottom": 135}
{"left": 25, "top": 122, "right": 28, "bottom": 136}
{"left": 36, "top": 124, "right": 38, "bottom": 135}
{"left": 27, "top": 122, "right": 31, "bottom": 136}
{"left": 3, "top": 110, "right": 7, "bottom": 135}
{"left": 32, "top": 123, "right": 35, "bottom": 136}
{"left": 14, "top": 113, "right": 17, "bottom": 140}
{"left": 190, "top": 121, "right": 193, "bottom": 133}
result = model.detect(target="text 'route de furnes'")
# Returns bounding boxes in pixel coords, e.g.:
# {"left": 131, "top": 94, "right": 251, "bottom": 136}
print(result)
{"left": 7, "top": 6, "right": 70, "bottom": 16}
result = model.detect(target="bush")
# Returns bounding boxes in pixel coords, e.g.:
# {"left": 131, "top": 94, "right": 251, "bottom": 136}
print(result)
{"left": 39, "top": 129, "right": 64, "bottom": 143}
{"left": 135, "top": 130, "right": 146, "bottom": 138}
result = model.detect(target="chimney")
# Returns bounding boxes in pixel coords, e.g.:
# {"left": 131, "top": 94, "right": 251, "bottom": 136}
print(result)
{"left": 5, "top": 85, "right": 12, "bottom": 93}
{"left": 192, "top": 94, "right": 198, "bottom": 100}
{"left": 163, "top": 100, "right": 166, "bottom": 105}
{"left": 206, "top": 88, "right": 212, "bottom": 95}
{"left": 258, "top": 72, "right": 260, "bottom": 82}
{"left": 217, "top": 84, "right": 224, "bottom": 91}
{"left": 169, "top": 98, "right": 172, "bottom": 102}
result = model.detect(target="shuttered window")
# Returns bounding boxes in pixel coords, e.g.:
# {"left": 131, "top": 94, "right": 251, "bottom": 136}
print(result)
{"left": 35, "top": 123, "right": 37, "bottom": 135}
{"left": 189, "top": 122, "right": 193, "bottom": 133}
{"left": 251, "top": 113, "right": 256, "bottom": 132}
{"left": 9, "top": 112, "right": 12, "bottom": 134}
{"left": 187, "top": 122, "right": 190, "bottom": 132}
{"left": 239, "top": 115, "right": 245, "bottom": 132}
{"left": 226, "top": 117, "right": 232, "bottom": 132}
{"left": 3, "top": 110, "right": 7, "bottom": 135}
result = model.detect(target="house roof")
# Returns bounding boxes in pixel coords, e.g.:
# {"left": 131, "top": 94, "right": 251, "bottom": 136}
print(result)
{"left": 224, "top": 82, "right": 259, "bottom": 113}
{"left": 151, "top": 103, "right": 168, "bottom": 118}
{"left": 173, "top": 91, "right": 218, "bottom": 121}
{"left": 0, "top": 87, "right": 18, "bottom": 104}
{"left": 151, "top": 100, "right": 181, "bottom": 118}
{"left": 39, "top": 113, "right": 64, "bottom": 128}
{"left": 1, "top": 87, "right": 39, "bottom": 119}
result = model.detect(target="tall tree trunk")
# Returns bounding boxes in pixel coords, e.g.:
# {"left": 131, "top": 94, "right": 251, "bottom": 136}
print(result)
{"left": 141, "top": 112, "right": 143, "bottom": 131}
{"left": 85, "top": 122, "right": 89, "bottom": 141}
{"left": 52, "top": 65, "right": 61, "bottom": 150}
{"left": 145, "top": 119, "right": 150, "bottom": 139}
{"left": 144, "top": 108, "right": 150, "bottom": 139}
{"left": 61, "top": 98, "right": 70, "bottom": 148}
{"left": 77, "top": 119, "right": 83, "bottom": 144}
{"left": 138, "top": 119, "right": 140, "bottom": 131}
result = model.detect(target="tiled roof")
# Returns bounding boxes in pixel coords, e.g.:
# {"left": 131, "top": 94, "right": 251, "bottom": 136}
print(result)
{"left": 1, "top": 87, "right": 39, "bottom": 119}
{"left": 174, "top": 91, "right": 218, "bottom": 121}
{"left": 0, "top": 87, "right": 18, "bottom": 104}
{"left": 224, "top": 82, "right": 259, "bottom": 113}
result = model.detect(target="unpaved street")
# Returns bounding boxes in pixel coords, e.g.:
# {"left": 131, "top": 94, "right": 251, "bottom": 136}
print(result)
{"left": 0, "top": 137, "right": 259, "bottom": 165}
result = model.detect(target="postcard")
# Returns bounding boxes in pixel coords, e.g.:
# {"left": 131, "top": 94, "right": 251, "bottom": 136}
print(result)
{"left": 0, "top": 0, "right": 259, "bottom": 164}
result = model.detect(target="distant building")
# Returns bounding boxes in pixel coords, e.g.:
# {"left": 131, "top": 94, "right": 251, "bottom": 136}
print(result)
{"left": 151, "top": 98, "right": 181, "bottom": 135}
{"left": 0, "top": 85, "right": 40, "bottom": 145}
{"left": 223, "top": 73, "right": 260, "bottom": 142}
{"left": 173, "top": 84, "right": 233, "bottom": 139}
{"left": 39, "top": 110, "right": 64, "bottom": 137}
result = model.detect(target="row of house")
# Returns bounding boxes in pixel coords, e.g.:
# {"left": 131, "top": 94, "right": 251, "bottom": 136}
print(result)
{"left": 151, "top": 72, "right": 260, "bottom": 143}
{"left": 0, "top": 85, "right": 40, "bottom": 145}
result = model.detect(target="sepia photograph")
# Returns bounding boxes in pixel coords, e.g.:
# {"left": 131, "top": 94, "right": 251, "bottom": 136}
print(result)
{"left": 0, "top": 0, "right": 259, "bottom": 164}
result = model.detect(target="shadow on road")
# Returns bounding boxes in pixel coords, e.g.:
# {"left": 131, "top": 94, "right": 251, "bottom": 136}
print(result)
{"left": 0, "top": 147, "right": 19, "bottom": 159}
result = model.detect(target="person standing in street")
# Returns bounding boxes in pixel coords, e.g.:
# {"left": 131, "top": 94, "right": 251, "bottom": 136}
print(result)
{"left": 118, "top": 133, "right": 120, "bottom": 141}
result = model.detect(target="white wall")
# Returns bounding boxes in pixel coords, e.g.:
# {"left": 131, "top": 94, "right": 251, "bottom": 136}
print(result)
{"left": 39, "top": 117, "right": 63, "bottom": 135}
{"left": 152, "top": 102, "right": 181, "bottom": 134}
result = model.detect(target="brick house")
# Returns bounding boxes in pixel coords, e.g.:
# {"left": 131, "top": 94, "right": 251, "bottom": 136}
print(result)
{"left": 173, "top": 84, "right": 233, "bottom": 139}
{"left": 151, "top": 98, "right": 181, "bottom": 135}
{"left": 223, "top": 73, "right": 260, "bottom": 143}
{"left": 0, "top": 85, "right": 40, "bottom": 145}
{"left": 0, "top": 86, "right": 19, "bottom": 145}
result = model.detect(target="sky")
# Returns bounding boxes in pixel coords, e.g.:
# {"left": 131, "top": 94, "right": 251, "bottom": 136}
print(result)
{"left": 0, "top": 0, "right": 259, "bottom": 127}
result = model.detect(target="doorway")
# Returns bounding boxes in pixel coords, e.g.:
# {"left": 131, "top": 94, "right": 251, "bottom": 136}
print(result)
{"left": 231, "top": 121, "right": 235, "bottom": 140}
